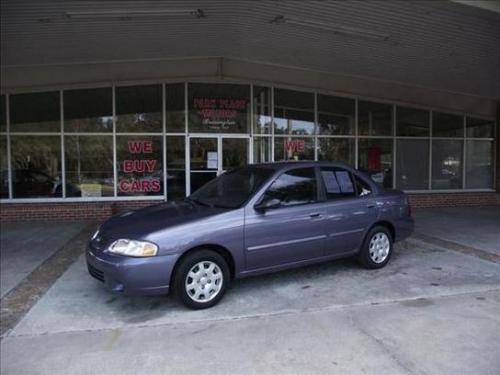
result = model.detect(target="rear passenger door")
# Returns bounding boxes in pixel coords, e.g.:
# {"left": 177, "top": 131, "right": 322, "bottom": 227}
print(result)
{"left": 319, "top": 167, "right": 378, "bottom": 256}
{"left": 244, "top": 167, "right": 327, "bottom": 270}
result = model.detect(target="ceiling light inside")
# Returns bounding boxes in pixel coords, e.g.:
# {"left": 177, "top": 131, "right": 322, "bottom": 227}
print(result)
{"left": 271, "top": 15, "right": 389, "bottom": 41}
{"left": 65, "top": 9, "right": 205, "bottom": 20}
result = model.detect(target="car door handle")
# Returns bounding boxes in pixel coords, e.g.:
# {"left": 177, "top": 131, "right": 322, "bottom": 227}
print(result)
{"left": 309, "top": 213, "right": 322, "bottom": 218}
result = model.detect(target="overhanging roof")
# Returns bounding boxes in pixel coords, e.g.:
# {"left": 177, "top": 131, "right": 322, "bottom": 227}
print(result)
{"left": 1, "top": 0, "right": 500, "bottom": 102}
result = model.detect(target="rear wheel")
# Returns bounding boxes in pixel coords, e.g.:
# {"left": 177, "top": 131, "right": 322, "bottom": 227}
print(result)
{"left": 174, "top": 250, "right": 229, "bottom": 309}
{"left": 358, "top": 226, "right": 393, "bottom": 269}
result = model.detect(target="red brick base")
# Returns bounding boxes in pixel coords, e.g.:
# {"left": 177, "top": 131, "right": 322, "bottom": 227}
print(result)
{"left": 408, "top": 192, "right": 500, "bottom": 209}
{"left": 1, "top": 193, "right": 499, "bottom": 222}
{"left": 0, "top": 200, "right": 163, "bottom": 222}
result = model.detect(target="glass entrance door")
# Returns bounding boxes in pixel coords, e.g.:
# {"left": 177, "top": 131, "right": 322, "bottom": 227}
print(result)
{"left": 189, "top": 136, "right": 249, "bottom": 194}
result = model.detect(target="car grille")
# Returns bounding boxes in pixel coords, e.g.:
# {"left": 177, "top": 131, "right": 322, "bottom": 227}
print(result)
{"left": 87, "top": 263, "right": 104, "bottom": 282}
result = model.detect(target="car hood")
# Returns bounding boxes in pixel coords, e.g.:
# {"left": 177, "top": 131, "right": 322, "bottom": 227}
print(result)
{"left": 97, "top": 200, "right": 229, "bottom": 243}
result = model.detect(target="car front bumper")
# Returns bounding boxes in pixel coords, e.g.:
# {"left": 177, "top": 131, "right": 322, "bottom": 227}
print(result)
{"left": 86, "top": 246, "right": 179, "bottom": 296}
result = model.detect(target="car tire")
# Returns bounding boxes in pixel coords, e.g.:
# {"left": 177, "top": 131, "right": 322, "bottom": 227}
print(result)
{"left": 358, "top": 226, "right": 393, "bottom": 269}
{"left": 174, "top": 249, "right": 229, "bottom": 309}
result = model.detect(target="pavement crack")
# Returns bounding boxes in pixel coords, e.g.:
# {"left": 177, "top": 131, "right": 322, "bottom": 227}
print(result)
{"left": 348, "top": 313, "right": 427, "bottom": 375}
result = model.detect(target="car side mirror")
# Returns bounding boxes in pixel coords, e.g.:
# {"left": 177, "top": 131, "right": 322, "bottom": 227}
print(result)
{"left": 254, "top": 198, "right": 281, "bottom": 212}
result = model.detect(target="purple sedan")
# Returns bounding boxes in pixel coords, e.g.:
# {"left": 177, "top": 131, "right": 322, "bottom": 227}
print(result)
{"left": 87, "top": 162, "right": 414, "bottom": 309}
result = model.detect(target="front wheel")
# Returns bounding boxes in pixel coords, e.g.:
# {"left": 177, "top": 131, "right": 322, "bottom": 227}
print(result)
{"left": 358, "top": 226, "right": 393, "bottom": 269}
{"left": 173, "top": 250, "right": 229, "bottom": 309}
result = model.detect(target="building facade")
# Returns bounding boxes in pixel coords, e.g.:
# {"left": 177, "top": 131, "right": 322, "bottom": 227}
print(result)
{"left": 1, "top": 1, "right": 499, "bottom": 220}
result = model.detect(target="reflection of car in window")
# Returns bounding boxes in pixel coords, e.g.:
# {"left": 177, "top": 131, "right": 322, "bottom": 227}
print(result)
{"left": 10, "top": 169, "right": 81, "bottom": 198}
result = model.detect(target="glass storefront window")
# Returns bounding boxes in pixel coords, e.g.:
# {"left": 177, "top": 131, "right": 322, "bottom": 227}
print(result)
{"left": 317, "top": 94, "right": 355, "bottom": 135}
{"left": 275, "top": 137, "right": 314, "bottom": 161}
{"left": 11, "top": 136, "right": 62, "bottom": 198}
{"left": 274, "top": 89, "right": 314, "bottom": 135}
{"left": 432, "top": 112, "right": 463, "bottom": 137}
{"left": 0, "top": 135, "right": 8, "bottom": 198}
{"left": 396, "top": 139, "right": 429, "bottom": 190}
{"left": 317, "top": 138, "right": 355, "bottom": 165}
{"left": 166, "top": 84, "right": 185, "bottom": 133}
{"left": 117, "top": 136, "right": 163, "bottom": 196}
{"left": 466, "top": 117, "right": 494, "bottom": 138}
{"left": 166, "top": 136, "right": 186, "bottom": 199}
{"left": 396, "top": 106, "right": 430, "bottom": 137}
{"left": 358, "top": 139, "right": 393, "bottom": 188}
{"left": 64, "top": 88, "right": 113, "bottom": 132}
{"left": 253, "top": 136, "right": 272, "bottom": 163}
{"left": 465, "top": 141, "right": 493, "bottom": 189}
{"left": 358, "top": 101, "right": 393, "bottom": 136}
{"left": 0, "top": 95, "right": 6, "bottom": 132}
{"left": 431, "top": 140, "right": 463, "bottom": 189}
{"left": 253, "top": 86, "right": 272, "bottom": 135}
{"left": 116, "top": 85, "right": 162, "bottom": 133}
{"left": 0, "top": 82, "right": 497, "bottom": 201}
{"left": 65, "top": 136, "right": 114, "bottom": 197}
{"left": 189, "top": 83, "right": 250, "bottom": 133}
{"left": 10, "top": 91, "right": 60, "bottom": 132}
{"left": 222, "top": 138, "right": 248, "bottom": 170}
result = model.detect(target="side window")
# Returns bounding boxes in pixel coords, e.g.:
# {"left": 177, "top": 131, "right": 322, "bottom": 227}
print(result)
{"left": 263, "top": 167, "right": 317, "bottom": 207}
{"left": 320, "top": 167, "right": 356, "bottom": 200}
{"left": 354, "top": 175, "right": 372, "bottom": 197}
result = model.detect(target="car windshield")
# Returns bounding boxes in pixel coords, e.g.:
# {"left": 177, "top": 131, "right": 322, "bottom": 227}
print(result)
{"left": 189, "top": 167, "right": 274, "bottom": 209}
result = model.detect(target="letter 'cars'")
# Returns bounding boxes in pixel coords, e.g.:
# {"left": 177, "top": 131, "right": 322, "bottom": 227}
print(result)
{"left": 87, "top": 162, "right": 414, "bottom": 309}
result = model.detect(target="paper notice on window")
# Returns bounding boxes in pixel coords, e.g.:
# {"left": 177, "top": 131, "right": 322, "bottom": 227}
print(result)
{"left": 335, "top": 171, "right": 354, "bottom": 193}
{"left": 321, "top": 171, "right": 341, "bottom": 193}
{"left": 207, "top": 152, "right": 218, "bottom": 169}
{"left": 80, "top": 184, "right": 102, "bottom": 197}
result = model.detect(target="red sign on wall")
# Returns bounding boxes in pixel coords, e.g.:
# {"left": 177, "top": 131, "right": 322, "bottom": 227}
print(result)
{"left": 285, "top": 139, "right": 305, "bottom": 153}
{"left": 193, "top": 97, "right": 247, "bottom": 129}
{"left": 119, "top": 140, "right": 161, "bottom": 194}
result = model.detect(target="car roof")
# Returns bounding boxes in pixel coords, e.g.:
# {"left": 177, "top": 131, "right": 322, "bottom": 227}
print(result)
{"left": 248, "top": 160, "right": 354, "bottom": 171}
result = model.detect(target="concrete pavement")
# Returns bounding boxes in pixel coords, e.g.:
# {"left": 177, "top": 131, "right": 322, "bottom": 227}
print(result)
{"left": 413, "top": 206, "right": 500, "bottom": 256}
{"left": 0, "top": 221, "right": 87, "bottom": 298}
{"left": 1, "top": 207, "right": 500, "bottom": 374}
{"left": 2, "top": 239, "right": 500, "bottom": 374}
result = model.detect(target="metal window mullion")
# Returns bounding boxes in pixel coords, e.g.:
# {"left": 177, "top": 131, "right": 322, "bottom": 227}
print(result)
{"left": 217, "top": 136, "right": 222, "bottom": 173}
{"left": 462, "top": 114, "right": 466, "bottom": 189}
{"left": 392, "top": 104, "right": 397, "bottom": 189}
{"left": 60, "top": 90, "right": 66, "bottom": 198}
{"left": 271, "top": 86, "right": 275, "bottom": 162}
{"left": 354, "top": 98, "right": 359, "bottom": 169}
{"left": 6, "top": 94, "right": 12, "bottom": 199}
{"left": 112, "top": 85, "right": 118, "bottom": 197}
{"left": 162, "top": 83, "right": 167, "bottom": 201}
{"left": 185, "top": 82, "right": 190, "bottom": 196}
{"left": 314, "top": 92, "right": 318, "bottom": 161}
{"left": 428, "top": 110, "right": 433, "bottom": 190}
{"left": 249, "top": 84, "right": 254, "bottom": 163}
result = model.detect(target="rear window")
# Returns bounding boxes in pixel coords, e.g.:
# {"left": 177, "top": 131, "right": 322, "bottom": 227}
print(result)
{"left": 320, "top": 168, "right": 356, "bottom": 200}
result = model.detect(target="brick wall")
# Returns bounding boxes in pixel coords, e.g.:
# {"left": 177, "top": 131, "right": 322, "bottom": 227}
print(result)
{"left": 1, "top": 194, "right": 499, "bottom": 222}
{"left": 0, "top": 200, "right": 163, "bottom": 222}
{"left": 409, "top": 192, "right": 500, "bottom": 209}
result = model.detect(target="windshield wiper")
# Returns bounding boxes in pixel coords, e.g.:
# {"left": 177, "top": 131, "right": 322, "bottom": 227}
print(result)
{"left": 185, "top": 197, "right": 213, "bottom": 208}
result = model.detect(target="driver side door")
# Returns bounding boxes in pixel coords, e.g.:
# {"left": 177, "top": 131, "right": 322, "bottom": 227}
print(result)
{"left": 243, "top": 167, "right": 327, "bottom": 271}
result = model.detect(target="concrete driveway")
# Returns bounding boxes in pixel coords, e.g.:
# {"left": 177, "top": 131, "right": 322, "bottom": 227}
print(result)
{"left": 1, "top": 207, "right": 500, "bottom": 374}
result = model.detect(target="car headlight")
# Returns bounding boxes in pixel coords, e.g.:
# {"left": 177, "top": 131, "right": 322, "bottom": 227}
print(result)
{"left": 108, "top": 239, "right": 158, "bottom": 257}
